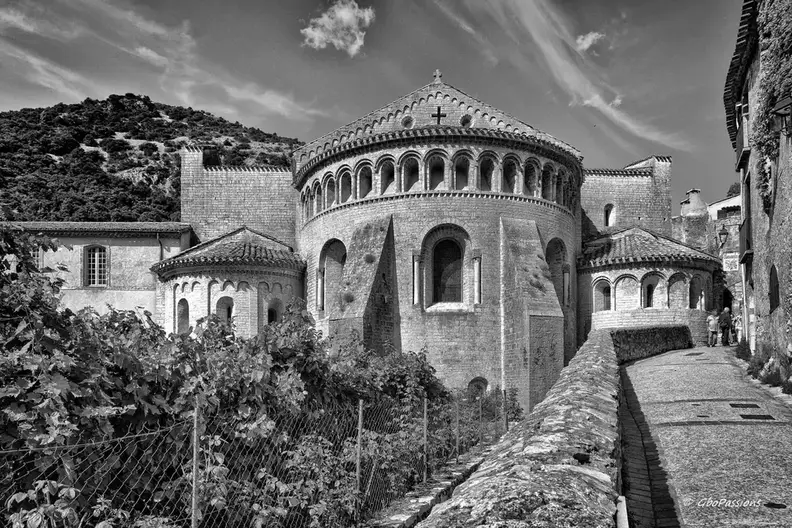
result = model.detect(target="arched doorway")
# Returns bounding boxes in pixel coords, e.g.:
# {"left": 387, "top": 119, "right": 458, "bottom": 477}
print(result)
{"left": 723, "top": 288, "right": 734, "bottom": 313}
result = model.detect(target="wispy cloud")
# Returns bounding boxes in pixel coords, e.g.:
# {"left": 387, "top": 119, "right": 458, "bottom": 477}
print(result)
{"left": 432, "top": 0, "right": 498, "bottom": 65}
{"left": 0, "top": 0, "right": 330, "bottom": 123}
{"left": 575, "top": 31, "right": 605, "bottom": 52}
{"left": 442, "top": 0, "right": 691, "bottom": 151}
{"left": 0, "top": 42, "right": 91, "bottom": 101}
{"left": 301, "top": 0, "right": 375, "bottom": 58}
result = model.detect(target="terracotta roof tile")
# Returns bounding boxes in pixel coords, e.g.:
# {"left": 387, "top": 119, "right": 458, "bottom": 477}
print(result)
{"left": 1, "top": 221, "right": 192, "bottom": 237}
{"left": 151, "top": 226, "right": 305, "bottom": 275}
{"left": 580, "top": 227, "right": 720, "bottom": 268}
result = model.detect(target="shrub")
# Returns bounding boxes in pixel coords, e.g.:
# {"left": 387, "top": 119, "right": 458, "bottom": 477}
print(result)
{"left": 747, "top": 353, "right": 769, "bottom": 379}
{"left": 735, "top": 338, "right": 752, "bottom": 361}
{"left": 761, "top": 368, "right": 783, "bottom": 387}
{"left": 782, "top": 379, "right": 792, "bottom": 395}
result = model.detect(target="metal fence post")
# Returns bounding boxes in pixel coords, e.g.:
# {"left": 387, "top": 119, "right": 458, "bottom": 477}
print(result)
{"left": 423, "top": 395, "right": 428, "bottom": 483}
{"left": 356, "top": 399, "right": 363, "bottom": 494}
{"left": 455, "top": 398, "right": 460, "bottom": 464}
{"left": 503, "top": 388, "right": 509, "bottom": 433}
{"left": 478, "top": 396, "right": 483, "bottom": 445}
{"left": 191, "top": 396, "right": 199, "bottom": 528}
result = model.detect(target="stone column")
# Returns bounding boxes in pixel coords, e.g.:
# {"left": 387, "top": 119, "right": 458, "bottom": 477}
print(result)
{"left": 413, "top": 255, "right": 421, "bottom": 305}
{"left": 444, "top": 157, "right": 453, "bottom": 190}
{"left": 470, "top": 159, "right": 479, "bottom": 190}
{"left": 317, "top": 269, "right": 325, "bottom": 311}
{"left": 493, "top": 162, "right": 503, "bottom": 193}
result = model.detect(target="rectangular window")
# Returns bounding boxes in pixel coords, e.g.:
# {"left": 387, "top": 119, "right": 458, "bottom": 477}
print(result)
{"left": 86, "top": 246, "right": 108, "bottom": 287}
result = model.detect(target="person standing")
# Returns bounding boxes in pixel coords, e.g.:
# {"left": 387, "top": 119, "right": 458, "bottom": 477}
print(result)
{"left": 718, "top": 307, "right": 732, "bottom": 346}
{"left": 706, "top": 310, "right": 719, "bottom": 347}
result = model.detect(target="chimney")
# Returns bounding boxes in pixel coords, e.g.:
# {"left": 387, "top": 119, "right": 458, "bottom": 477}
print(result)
{"left": 681, "top": 188, "right": 707, "bottom": 216}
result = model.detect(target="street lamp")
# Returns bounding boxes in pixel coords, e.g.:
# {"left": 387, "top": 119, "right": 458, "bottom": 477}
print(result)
{"left": 718, "top": 225, "right": 729, "bottom": 246}
{"left": 772, "top": 95, "right": 792, "bottom": 137}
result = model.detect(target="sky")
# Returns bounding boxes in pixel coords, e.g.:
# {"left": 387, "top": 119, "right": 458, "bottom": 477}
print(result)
{"left": 0, "top": 0, "right": 744, "bottom": 208}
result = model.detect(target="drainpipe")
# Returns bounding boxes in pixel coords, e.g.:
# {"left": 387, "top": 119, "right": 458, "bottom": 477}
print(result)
{"left": 156, "top": 232, "right": 164, "bottom": 261}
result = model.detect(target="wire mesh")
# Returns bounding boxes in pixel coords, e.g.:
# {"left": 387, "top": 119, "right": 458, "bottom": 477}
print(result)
{"left": 1, "top": 419, "right": 194, "bottom": 528}
{"left": 1, "top": 389, "right": 521, "bottom": 528}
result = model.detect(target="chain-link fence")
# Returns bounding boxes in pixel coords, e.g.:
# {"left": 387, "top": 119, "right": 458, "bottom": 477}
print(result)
{"left": 1, "top": 388, "right": 521, "bottom": 528}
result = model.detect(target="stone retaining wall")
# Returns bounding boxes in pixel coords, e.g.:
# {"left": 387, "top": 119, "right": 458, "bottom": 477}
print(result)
{"left": 611, "top": 325, "right": 693, "bottom": 364}
{"left": 416, "top": 329, "right": 622, "bottom": 527}
{"left": 592, "top": 308, "right": 708, "bottom": 346}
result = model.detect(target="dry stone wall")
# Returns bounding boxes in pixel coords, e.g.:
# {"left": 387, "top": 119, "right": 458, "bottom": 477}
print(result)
{"left": 416, "top": 328, "right": 621, "bottom": 528}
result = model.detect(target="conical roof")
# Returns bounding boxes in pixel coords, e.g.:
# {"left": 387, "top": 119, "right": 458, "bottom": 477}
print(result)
{"left": 580, "top": 227, "right": 720, "bottom": 268}
{"left": 151, "top": 226, "right": 305, "bottom": 276}
{"left": 293, "top": 72, "right": 581, "bottom": 175}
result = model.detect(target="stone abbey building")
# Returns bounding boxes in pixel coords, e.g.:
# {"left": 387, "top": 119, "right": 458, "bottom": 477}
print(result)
{"left": 14, "top": 73, "right": 727, "bottom": 411}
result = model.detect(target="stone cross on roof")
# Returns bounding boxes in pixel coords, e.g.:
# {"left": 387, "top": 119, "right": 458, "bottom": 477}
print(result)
{"left": 433, "top": 69, "right": 442, "bottom": 84}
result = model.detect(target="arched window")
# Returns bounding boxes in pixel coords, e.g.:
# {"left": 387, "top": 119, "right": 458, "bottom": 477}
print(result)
{"left": 268, "top": 298, "right": 283, "bottom": 323}
{"left": 642, "top": 274, "right": 663, "bottom": 308}
{"left": 84, "top": 246, "right": 108, "bottom": 287}
{"left": 177, "top": 299, "right": 190, "bottom": 334}
{"left": 340, "top": 171, "right": 352, "bottom": 203}
{"left": 467, "top": 377, "right": 488, "bottom": 398}
{"left": 593, "top": 281, "right": 612, "bottom": 312}
{"left": 380, "top": 160, "right": 395, "bottom": 194}
{"left": 314, "top": 184, "right": 323, "bottom": 214}
{"left": 428, "top": 156, "right": 445, "bottom": 190}
{"left": 403, "top": 157, "right": 420, "bottom": 191}
{"left": 502, "top": 158, "right": 518, "bottom": 194}
{"left": 555, "top": 173, "right": 565, "bottom": 205}
{"left": 358, "top": 166, "right": 372, "bottom": 198}
{"left": 216, "top": 296, "right": 234, "bottom": 323}
{"left": 604, "top": 204, "right": 615, "bottom": 227}
{"left": 541, "top": 165, "right": 554, "bottom": 201}
{"left": 770, "top": 265, "right": 780, "bottom": 312}
{"left": 325, "top": 178, "right": 336, "bottom": 208}
{"left": 454, "top": 157, "right": 470, "bottom": 190}
{"left": 524, "top": 162, "right": 538, "bottom": 196}
{"left": 319, "top": 240, "right": 347, "bottom": 311}
{"left": 432, "top": 239, "right": 462, "bottom": 303}
{"left": 479, "top": 158, "right": 494, "bottom": 191}
{"left": 689, "top": 276, "right": 703, "bottom": 309}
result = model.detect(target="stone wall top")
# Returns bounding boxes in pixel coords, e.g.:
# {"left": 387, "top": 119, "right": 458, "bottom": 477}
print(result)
{"left": 416, "top": 329, "right": 621, "bottom": 527}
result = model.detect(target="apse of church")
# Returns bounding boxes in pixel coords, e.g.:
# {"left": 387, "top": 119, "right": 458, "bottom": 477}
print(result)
{"left": 15, "top": 71, "right": 722, "bottom": 414}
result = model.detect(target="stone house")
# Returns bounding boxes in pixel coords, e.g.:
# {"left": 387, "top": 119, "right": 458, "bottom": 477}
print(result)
{"left": 5, "top": 72, "right": 725, "bottom": 412}
{"left": 723, "top": 0, "right": 791, "bottom": 359}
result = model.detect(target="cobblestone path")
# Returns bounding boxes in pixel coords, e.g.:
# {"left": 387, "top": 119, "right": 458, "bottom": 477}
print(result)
{"left": 621, "top": 345, "right": 792, "bottom": 528}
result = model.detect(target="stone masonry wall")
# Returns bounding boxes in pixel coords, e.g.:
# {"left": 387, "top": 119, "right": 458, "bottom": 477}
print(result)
{"left": 581, "top": 159, "right": 673, "bottom": 237}
{"left": 40, "top": 235, "right": 183, "bottom": 316}
{"left": 301, "top": 192, "right": 576, "bottom": 402}
{"left": 417, "top": 323, "right": 694, "bottom": 527}
{"left": 610, "top": 325, "right": 693, "bottom": 363}
{"left": 180, "top": 148, "right": 297, "bottom": 247}
{"left": 416, "top": 329, "right": 621, "bottom": 527}
{"left": 158, "top": 271, "right": 302, "bottom": 336}
{"left": 743, "top": 48, "right": 792, "bottom": 365}
{"left": 592, "top": 309, "right": 709, "bottom": 347}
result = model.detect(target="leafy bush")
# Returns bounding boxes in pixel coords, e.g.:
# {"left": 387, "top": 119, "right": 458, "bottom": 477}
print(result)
{"left": 747, "top": 353, "right": 769, "bottom": 379}
{"left": 0, "top": 94, "right": 302, "bottom": 222}
{"left": 735, "top": 338, "right": 752, "bottom": 361}
{"left": 0, "top": 224, "right": 466, "bottom": 527}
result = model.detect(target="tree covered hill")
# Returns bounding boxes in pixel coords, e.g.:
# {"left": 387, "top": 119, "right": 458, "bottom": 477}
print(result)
{"left": 0, "top": 93, "right": 302, "bottom": 222}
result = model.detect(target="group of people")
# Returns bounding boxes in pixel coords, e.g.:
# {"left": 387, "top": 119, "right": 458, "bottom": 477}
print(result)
{"left": 707, "top": 307, "right": 740, "bottom": 346}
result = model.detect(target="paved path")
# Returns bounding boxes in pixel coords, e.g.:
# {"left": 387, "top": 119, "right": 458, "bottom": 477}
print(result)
{"left": 621, "top": 345, "right": 792, "bottom": 528}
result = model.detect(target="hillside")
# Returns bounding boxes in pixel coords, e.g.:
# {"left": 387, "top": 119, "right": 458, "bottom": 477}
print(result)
{"left": 0, "top": 93, "right": 302, "bottom": 222}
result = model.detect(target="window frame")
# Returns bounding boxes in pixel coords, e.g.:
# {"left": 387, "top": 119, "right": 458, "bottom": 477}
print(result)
{"left": 84, "top": 245, "right": 109, "bottom": 288}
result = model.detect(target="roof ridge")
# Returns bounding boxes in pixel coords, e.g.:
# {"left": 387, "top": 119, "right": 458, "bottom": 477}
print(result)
{"left": 203, "top": 164, "right": 289, "bottom": 173}
{"left": 587, "top": 225, "right": 719, "bottom": 262}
